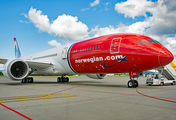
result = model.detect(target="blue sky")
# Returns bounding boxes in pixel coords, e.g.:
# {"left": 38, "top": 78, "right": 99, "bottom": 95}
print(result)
{"left": 0, "top": 0, "right": 176, "bottom": 63}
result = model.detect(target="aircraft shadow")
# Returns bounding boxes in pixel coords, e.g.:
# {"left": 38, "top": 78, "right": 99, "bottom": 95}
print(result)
{"left": 1, "top": 81, "right": 128, "bottom": 88}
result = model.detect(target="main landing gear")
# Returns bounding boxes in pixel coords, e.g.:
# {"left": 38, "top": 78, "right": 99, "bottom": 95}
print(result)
{"left": 57, "top": 75, "right": 69, "bottom": 83}
{"left": 127, "top": 78, "right": 138, "bottom": 88}
{"left": 21, "top": 77, "right": 34, "bottom": 83}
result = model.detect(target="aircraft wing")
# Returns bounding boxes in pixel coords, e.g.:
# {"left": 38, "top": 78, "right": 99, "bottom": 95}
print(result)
{"left": 0, "top": 58, "right": 8, "bottom": 64}
{"left": 26, "top": 60, "right": 53, "bottom": 69}
{"left": 0, "top": 58, "right": 53, "bottom": 70}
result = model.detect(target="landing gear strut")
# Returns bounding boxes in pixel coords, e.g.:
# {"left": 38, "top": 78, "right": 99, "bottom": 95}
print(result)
{"left": 21, "top": 77, "right": 34, "bottom": 83}
{"left": 127, "top": 78, "right": 138, "bottom": 88}
{"left": 57, "top": 75, "right": 69, "bottom": 83}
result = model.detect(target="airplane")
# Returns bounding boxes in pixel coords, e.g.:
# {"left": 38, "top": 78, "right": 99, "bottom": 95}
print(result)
{"left": 0, "top": 33, "right": 174, "bottom": 88}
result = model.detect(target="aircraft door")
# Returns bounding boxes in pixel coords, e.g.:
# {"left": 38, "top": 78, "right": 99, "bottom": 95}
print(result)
{"left": 62, "top": 47, "right": 68, "bottom": 59}
{"left": 110, "top": 37, "right": 122, "bottom": 54}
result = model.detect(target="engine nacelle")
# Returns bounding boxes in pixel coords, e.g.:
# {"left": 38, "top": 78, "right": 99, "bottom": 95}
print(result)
{"left": 86, "top": 74, "right": 107, "bottom": 79}
{"left": 3, "top": 59, "right": 29, "bottom": 81}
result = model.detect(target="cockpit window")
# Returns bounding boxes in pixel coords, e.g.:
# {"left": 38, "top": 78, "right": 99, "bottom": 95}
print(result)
{"left": 138, "top": 39, "right": 149, "bottom": 45}
{"left": 148, "top": 39, "right": 160, "bottom": 44}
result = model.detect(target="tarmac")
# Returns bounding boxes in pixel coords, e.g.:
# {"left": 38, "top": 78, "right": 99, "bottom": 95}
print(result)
{"left": 0, "top": 76, "right": 176, "bottom": 120}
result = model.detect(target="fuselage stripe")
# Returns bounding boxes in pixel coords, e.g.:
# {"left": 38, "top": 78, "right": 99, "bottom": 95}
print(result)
{"left": 67, "top": 44, "right": 77, "bottom": 73}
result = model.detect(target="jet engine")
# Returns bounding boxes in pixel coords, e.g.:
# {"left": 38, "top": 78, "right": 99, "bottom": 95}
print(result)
{"left": 86, "top": 74, "right": 107, "bottom": 79}
{"left": 3, "top": 59, "right": 29, "bottom": 81}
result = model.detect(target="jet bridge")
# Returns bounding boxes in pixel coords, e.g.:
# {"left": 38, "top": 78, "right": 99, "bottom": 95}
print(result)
{"left": 157, "top": 63, "right": 176, "bottom": 80}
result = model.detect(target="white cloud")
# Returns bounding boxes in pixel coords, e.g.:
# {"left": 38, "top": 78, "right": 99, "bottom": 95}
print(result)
{"left": 48, "top": 40, "right": 71, "bottom": 47}
{"left": 91, "top": 0, "right": 100, "bottom": 7}
{"left": 114, "top": 0, "right": 176, "bottom": 36}
{"left": 21, "top": 13, "right": 28, "bottom": 18}
{"left": 105, "top": 7, "right": 109, "bottom": 11}
{"left": 20, "top": 20, "right": 30, "bottom": 24}
{"left": 93, "top": 0, "right": 176, "bottom": 37}
{"left": 28, "top": 7, "right": 50, "bottom": 32}
{"left": 28, "top": 7, "right": 89, "bottom": 41}
{"left": 105, "top": 2, "right": 109, "bottom": 6}
{"left": 90, "top": 21, "right": 150, "bottom": 37}
{"left": 48, "top": 40, "right": 62, "bottom": 47}
{"left": 81, "top": 0, "right": 100, "bottom": 11}
{"left": 165, "top": 35, "right": 176, "bottom": 56}
{"left": 115, "top": 0, "right": 155, "bottom": 19}
{"left": 81, "top": 7, "right": 90, "bottom": 11}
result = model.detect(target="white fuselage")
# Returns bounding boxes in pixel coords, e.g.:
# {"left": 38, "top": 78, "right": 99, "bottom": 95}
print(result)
{"left": 20, "top": 45, "right": 74, "bottom": 75}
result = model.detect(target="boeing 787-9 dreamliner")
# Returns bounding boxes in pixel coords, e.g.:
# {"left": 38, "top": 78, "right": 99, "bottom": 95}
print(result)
{"left": 0, "top": 34, "right": 174, "bottom": 88}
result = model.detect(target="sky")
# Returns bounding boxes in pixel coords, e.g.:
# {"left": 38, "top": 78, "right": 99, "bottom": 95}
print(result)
{"left": 0, "top": 0, "right": 176, "bottom": 65}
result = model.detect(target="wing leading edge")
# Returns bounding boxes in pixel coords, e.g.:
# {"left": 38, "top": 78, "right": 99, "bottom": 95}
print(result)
{"left": 0, "top": 58, "right": 8, "bottom": 64}
{"left": 0, "top": 58, "right": 53, "bottom": 70}
{"left": 26, "top": 60, "right": 53, "bottom": 69}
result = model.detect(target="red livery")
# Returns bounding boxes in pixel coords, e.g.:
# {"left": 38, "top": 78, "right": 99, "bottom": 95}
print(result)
{"left": 69, "top": 34, "right": 173, "bottom": 75}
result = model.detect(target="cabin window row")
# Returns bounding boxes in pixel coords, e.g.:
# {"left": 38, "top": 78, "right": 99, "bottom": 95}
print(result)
{"left": 72, "top": 45, "right": 101, "bottom": 53}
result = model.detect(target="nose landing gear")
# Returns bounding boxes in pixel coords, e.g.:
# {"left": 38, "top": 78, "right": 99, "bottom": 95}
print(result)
{"left": 127, "top": 78, "right": 138, "bottom": 88}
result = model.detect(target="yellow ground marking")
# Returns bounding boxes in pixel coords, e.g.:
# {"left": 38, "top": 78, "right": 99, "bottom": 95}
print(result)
{"left": 0, "top": 93, "right": 78, "bottom": 103}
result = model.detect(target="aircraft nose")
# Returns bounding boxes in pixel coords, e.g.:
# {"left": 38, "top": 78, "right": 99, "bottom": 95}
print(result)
{"left": 158, "top": 46, "right": 174, "bottom": 67}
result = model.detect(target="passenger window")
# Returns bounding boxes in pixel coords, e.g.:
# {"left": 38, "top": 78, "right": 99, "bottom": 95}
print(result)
{"left": 90, "top": 47, "right": 92, "bottom": 50}
{"left": 85, "top": 48, "right": 86, "bottom": 51}
{"left": 87, "top": 47, "right": 89, "bottom": 50}
{"left": 93, "top": 46, "right": 94, "bottom": 49}
{"left": 95, "top": 46, "right": 97, "bottom": 49}
{"left": 98, "top": 45, "right": 101, "bottom": 48}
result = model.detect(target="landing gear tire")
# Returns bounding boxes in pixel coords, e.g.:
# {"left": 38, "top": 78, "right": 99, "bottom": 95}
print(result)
{"left": 57, "top": 77, "right": 69, "bottom": 83}
{"left": 160, "top": 82, "right": 164, "bottom": 86}
{"left": 21, "top": 77, "right": 34, "bottom": 83}
{"left": 28, "top": 77, "right": 34, "bottom": 83}
{"left": 134, "top": 80, "right": 138, "bottom": 88}
{"left": 171, "top": 81, "right": 175, "bottom": 85}
{"left": 65, "top": 77, "right": 69, "bottom": 82}
{"left": 127, "top": 80, "right": 138, "bottom": 88}
{"left": 128, "top": 80, "right": 133, "bottom": 88}
{"left": 21, "top": 78, "right": 27, "bottom": 83}
{"left": 57, "top": 77, "right": 61, "bottom": 82}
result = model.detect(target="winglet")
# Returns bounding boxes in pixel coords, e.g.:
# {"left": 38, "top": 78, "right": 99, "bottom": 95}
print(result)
{"left": 14, "top": 37, "right": 21, "bottom": 58}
